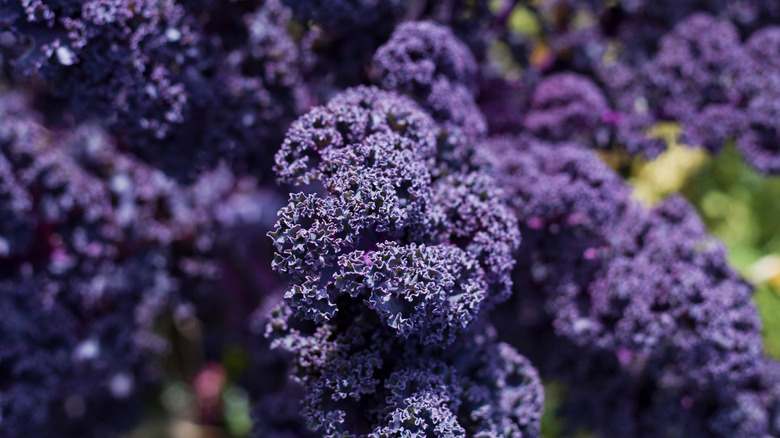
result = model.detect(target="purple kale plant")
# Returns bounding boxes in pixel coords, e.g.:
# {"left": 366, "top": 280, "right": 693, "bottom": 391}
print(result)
{"left": 487, "top": 2, "right": 780, "bottom": 171}
{"left": 479, "top": 134, "right": 778, "bottom": 437}
{"left": 372, "top": 21, "right": 478, "bottom": 95}
{"left": 0, "top": 0, "right": 197, "bottom": 139}
{"left": 372, "top": 20, "right": 492, "bottom": 176}
{"left": 0, "top": 0, "right": 308, "bottom": 180}
{"left": 266, "top": 84, "right": 543, "bottom": 436}
{"left": 0, "top": 91, "right": 171, "bottom": 437}
{"left": 0, "top": 88, "right": 280, "bottom": 436}
{"left": 523, "top": 73, "right": 612, "bottom": 148}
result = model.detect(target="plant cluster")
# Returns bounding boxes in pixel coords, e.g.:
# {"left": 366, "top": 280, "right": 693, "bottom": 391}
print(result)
{"left": 1, "top": 1, "right": 780, "bottom": 437}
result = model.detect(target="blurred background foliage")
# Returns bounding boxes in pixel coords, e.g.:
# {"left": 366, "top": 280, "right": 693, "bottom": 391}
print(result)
{"left": 539, "top": 127, "right": 780, "bottom": 438}
{"left": 631, "top": 132, "right": 780, "bottom": 360}
{"left": 497, "top": 3, "right": 780, "bottom": 434}
{"left": 126, "top": 1, "right": 780, "bottom": 435}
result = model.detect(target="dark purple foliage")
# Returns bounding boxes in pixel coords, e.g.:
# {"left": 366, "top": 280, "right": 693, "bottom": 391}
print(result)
{"left": 476, "top": 135, "right": 630, "bottom": 231}
{"left": 424, "top": 78, "right": 488, "bottom": 144}
{"left": 267, "top": 309, "right": 543, "bottom": 438}
{"left": 737, "top": 87, "right": 780, "bottom": 174}
{"left": 491, "top": 137, "right": 762, "bottom": 387}
{"left": 532, "top": 3, "right": 780, "bottom": 172}
{"left": 645, "top": 14, "right": 744, "bottom": 128}
{"left": 0, "top": 89, "right": 282, "bottom": 436}
{"left": 63, "top": 123, "right": 281, "bottom": 318}
{"left": 3, "top": 3, "right": 780, "bottom": 437}
{"left": 268, "top": 85, "right": 538, "bottom": 436}
{"left": 524, "top": 339, "right": 780, "bottom": 438}
{"left": 373, "top": 21, "right": 478, "bottom": 94}
{"left": 586, "top": 13, "right": 756, "bottom": 160}
{"left": 597, "top": 14, "right": 744, "bottom": 158}
{"left": 523, "top": 73, "right": 611, "bottom": 147}
{"left": 271, "top": 85, "right": 518, "bottom": 341}
{"left": 0, "top": 0, "right": 308, "bottom": 180}
{"left": 578, "top": 196, "right": 762, "bottom": 386}
{"left": 481, "top": 133, "right": 775, "bottom": 436}
{"left": 372, "top": 21, "right": 487, "bottom": 168}
{"left": 551, "top": 0, "right": 780, "bottom": 60}
{"left": 477, "top": 76, "right": 534, "bottom": 135}
{"left": 730, "top": 27, "right": 780, "bottom": 174}
{"left": 283, "top": 0, "right": 408, "bottom": 34}
{"left": 683, "top": 104, "right": 747, "bottom": 153}
{"left": 0, "top": 92, "right": 170, "bottom": 437}
{"left": 591, "top": 60, "right": 666, "bottom": 158}
{"left": 247, "top": 305, "right": 317, "bottom": 438}
{"left": 0, "top": 0, "right": 196, "bottom": 138}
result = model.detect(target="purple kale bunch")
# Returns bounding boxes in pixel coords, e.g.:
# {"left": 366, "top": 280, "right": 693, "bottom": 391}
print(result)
{"left": 0, "top": 0, "right": 196, "bottom": 139}
{"left": 621, "top": 0, "right": 779, "bottom": 38}
{"left": 4, "top": 3, "right": 780, "bottom": 437}
{"left": 523, "top": 73, "right": 612, "bottom": 148}
{"left": 479, "top": 134, "right": 777, "bottom": 436}
{"left": 645, "top": 14, "right": 745, "bottom": 139}
{"left": 0, "top": 0, "right": 308, "bottom": 180}
{"left": 505, "top": 4, "right": 780, "bottom": 170}
{"left": 735, "top": 88, "right": 780, "bottom": 175}
{"left": 265, "top": 85, "right": 542, "bottom": 436}
{"left": 533, "top": 321, "right": 780, "bottom": 437}
{"left": 547, "top": 0, "right": 780, "bottom": 64}
{"left": 475, "top": 135, "right": 630, "bottom": 238}
{"left": 527, "top": 340, "right": 780, "bottom": 437}
{"left": 289, "top": 2, "right": 502, "bottom": 104}
{"left": 172, "top": 0, "right": 309, "bottom": 179}
{"left": 0, "top": 88, "right": 282, "bottom": 436}
{"left": 0, "top": 91, "right": 171, "bottom": 437}
{"left": 727, "top": 27, "right": 780, "bottom": 174}
{"left": 474, "top": 134, "right": 632, "bottom": 341}
{"left": 372, "top": 21, "right": 478, "bottom": 95}
{"left": 268, "top": 312, "right": 543, "bottom": 438}
{"left": 592, "top": 14, "right": 744, "bottom": 158}
{"left": 373, "top": 21, "right": 487, "bottom": 166}
{"left": 62, "top": 122, "right": 281, "bottom": 321}
{"left": 565, "top": 196, "right": 763, "bottom": 386}
{"left": 609, "top": 13, "right": 780, "bottom": 173}
{"left": 271, "top": 85, "right": 517, "bottom": 340}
